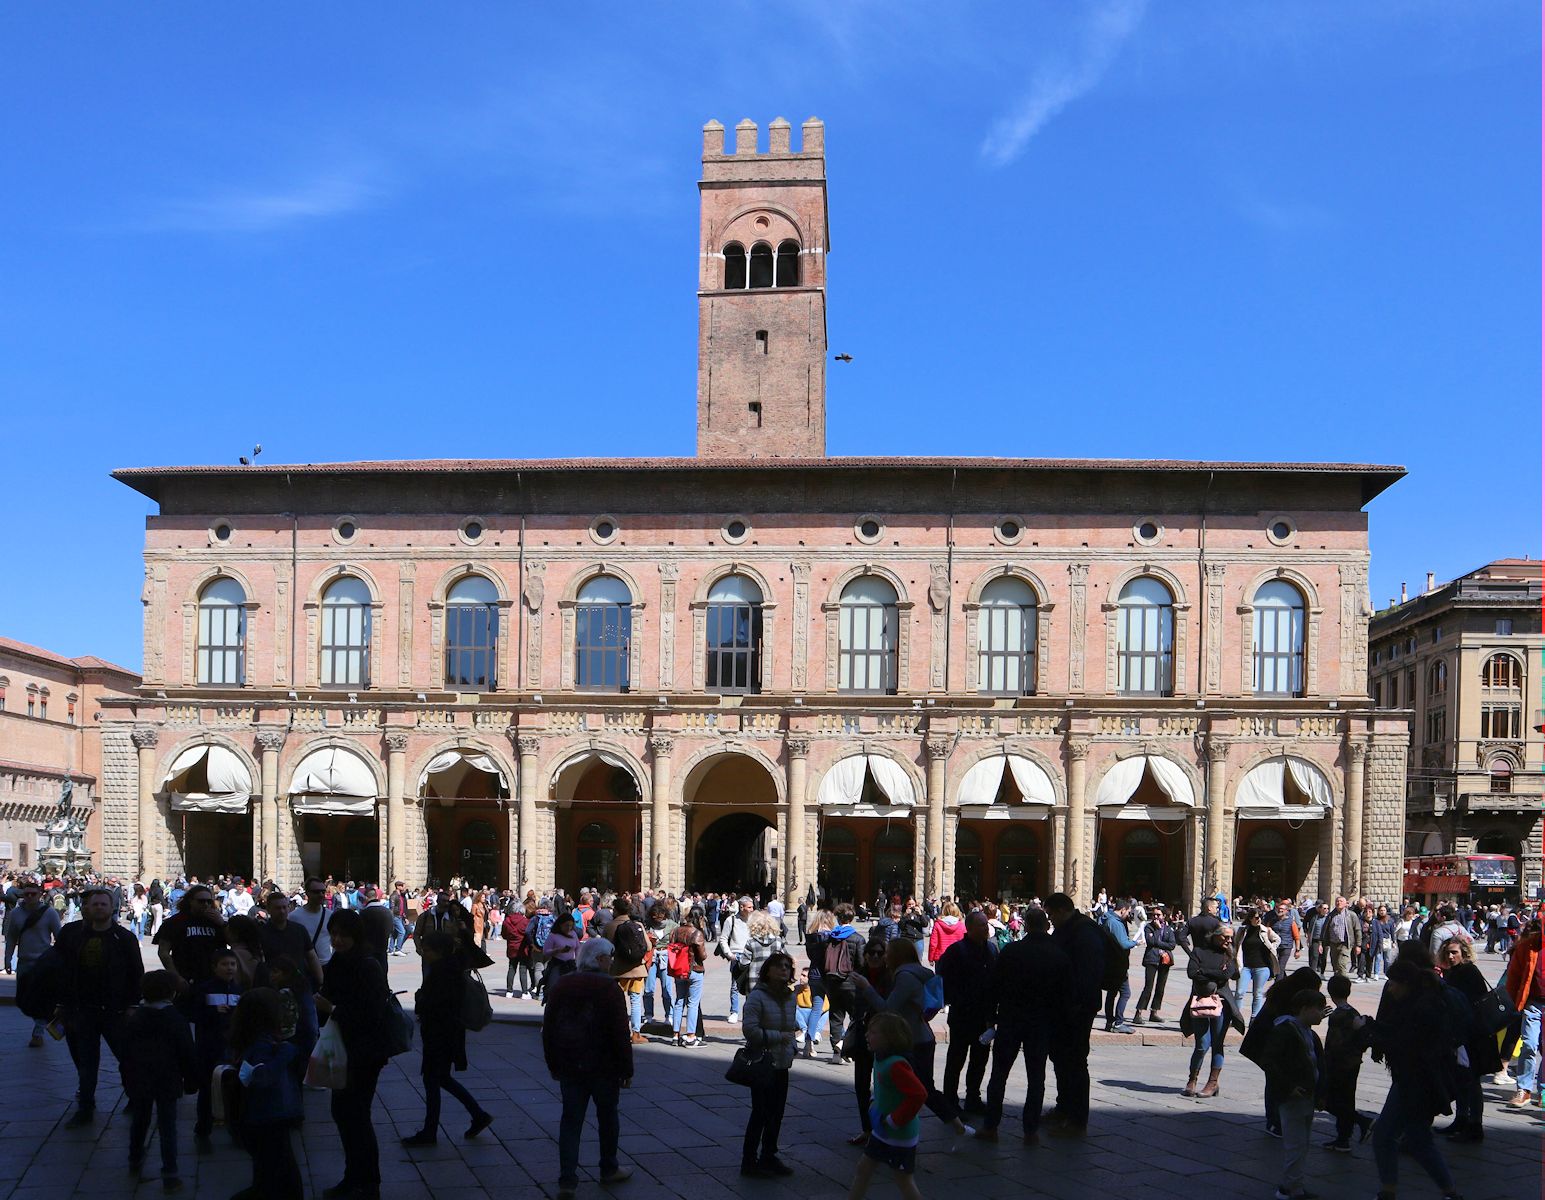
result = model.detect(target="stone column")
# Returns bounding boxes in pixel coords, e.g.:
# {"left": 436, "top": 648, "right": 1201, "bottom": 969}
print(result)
{"left": 1204, "top": 736, "right": 1230, "bottom": 899}
{"left": 132, "top": 727, "right": 160, "bottom": 881}
{"left": 785, "top": 737, "right": 810, "bottom": 900}
{"left": 649, "top": 735, "right": 674, "bottom": 891}
{"left": 1344, "top": 741, "right": 1366, "bottom": 898}
{"left": 1064, "top": 739, "right": 1089, "bottom": 899}
{"left": 925, "top": 736, "right": 950, "bottom": 899}
{"left": 385, "top": 732, "right": 408, "bottom": 887}
{"left": 256, "top": 730, "right": 285, "bottom": 883}
{"left": 516, "top": 735, "right": 541, "bottom": 893}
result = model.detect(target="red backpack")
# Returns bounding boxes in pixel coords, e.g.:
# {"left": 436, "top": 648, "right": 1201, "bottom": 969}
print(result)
{"left": 666, "top": 932, "right": 696, "bottom": 979}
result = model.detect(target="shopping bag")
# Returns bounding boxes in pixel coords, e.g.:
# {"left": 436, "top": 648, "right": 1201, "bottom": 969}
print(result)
{"left": 305, "top": 1018, "right": 350, "bottom": 1089}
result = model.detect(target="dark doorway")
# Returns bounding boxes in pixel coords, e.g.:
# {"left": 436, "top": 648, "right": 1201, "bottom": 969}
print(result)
{"left": 177, "top": 811, "right": 253, "bottom": 881}
{"left": 692, "top": 812, "right": 776, "bottom": 896}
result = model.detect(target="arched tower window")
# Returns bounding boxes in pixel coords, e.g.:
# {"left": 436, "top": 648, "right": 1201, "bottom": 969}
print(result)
{"left": 575, "top": 575, "right": 632, "bottom": 692}
{"left": 445, "top": 575, "right": 499, "bottom": 690}
{"left": 1482, "top": 653, "right": 1522, "bottom": 690}
{"left": 705, "top": 574, "right": 763, "bottom": 695}
{"left": 723, "top": 242, "right": 747, "bottom": 290}
{"left": 1252, "top": 579, "right": 1305, "bottom": 696}
{"left": 320, "top": 576, "right": 371, "bottom": 687}
{"left": 775, "top": 239, "right": 800, "bottom": 287}
{"left": 1427, "top": 660, "right": 1447, "bottom": 696}
{"left": 748, "top": 241, "right": 774, "bottom": 289}
{"left": 1116, "top": 577, "right": 1174, "bottom": 695}
{"left": 197, "top": 576, "right": 247, "bottom": 686}
{"left": 977, "top": 576, "right": 1037, "bottom": 696}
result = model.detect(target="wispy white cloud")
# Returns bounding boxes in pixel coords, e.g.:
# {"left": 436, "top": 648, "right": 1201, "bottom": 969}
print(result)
{"left": 981, "top": 0, "right": 1148, "bottom": 167}
{"left": 144, "top": 167, "right": 382, "bottom": 234}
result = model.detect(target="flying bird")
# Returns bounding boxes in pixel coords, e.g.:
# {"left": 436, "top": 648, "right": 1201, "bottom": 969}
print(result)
{"left": 834, "top": 353, "right": 853, "bottom": 363}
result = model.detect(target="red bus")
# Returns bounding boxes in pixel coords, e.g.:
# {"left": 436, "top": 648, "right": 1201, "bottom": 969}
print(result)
{"left": 1403, "top": 854, "right": 1518, "bottom": 908}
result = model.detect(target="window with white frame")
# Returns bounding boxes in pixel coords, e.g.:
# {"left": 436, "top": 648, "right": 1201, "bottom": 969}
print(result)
{"left": 1252, "top": 580, "right": 1305, "bottom": 696}
{"left": 575, "top": 575, "right": 632, "bottom": 692}
{"left": 320, "top": 576, "right": 372, "bottom": 687}
{"left": 705, "top": 574, "right": 763, "bottom": 694}
{"left": 445, "top": 575, "right": 499, "bottom": 690}
{"left": 839, "top": 576, "right": 898, "bottom": 694}
{"left": 197, "top": 577, "right": 247, "bottom": 686}
{"left": 977, "top": 576, "right": 1038, "bottom": 695}
{"left": 1116, "top": 577, "right": 1174, "bottom": 695}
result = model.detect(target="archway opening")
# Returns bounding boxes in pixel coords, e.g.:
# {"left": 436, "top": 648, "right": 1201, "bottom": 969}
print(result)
{"left": 163, "top": 746, "right": 254, "bottom": 881}
{"left": 554, "top": 755, "right": 642, "bottom": 894}
{"left": 693, "top": 812, "right": 776, "bottom": 897}
{"left": 300, "top": 815, "right": 378, "bottom": 884}
{"left": 422, "top": 751, "right": 510, "bottom": 889}
{"left": 177, "top": 812, "right": 253, "bottom": 882}
{"left": 818, "top": 817, "right": 915, "bottom": 908}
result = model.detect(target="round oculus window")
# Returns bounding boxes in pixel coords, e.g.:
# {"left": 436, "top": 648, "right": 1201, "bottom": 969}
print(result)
{"left": 464, "top": 520, "right": 483, "bottom": 540}
{"left": 1272, "top": 521, "right": 1292, "bottom": 541}
{"left": 1135, "top": 520, "right": 1161, "bottom": 544}
{"left": 589, "top": 516, "right": 619, "bottom": 544}
{"left": 336, "top": 520, "right": 357, "bottom": 541}
{"left": 860, "top": 519, "right": 881, "bottom": 539}
{"left": 722, "top": 518, "right": 749, "bottom": 543}
{"left": 595, "top": 520, "right": 614, "bottom": 539}
{"left": 212, "top": 523, "right": 232, "bottom": 543}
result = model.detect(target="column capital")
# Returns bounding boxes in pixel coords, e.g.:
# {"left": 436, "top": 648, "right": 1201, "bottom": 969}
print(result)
{"left": 925, "top": 736, "right": 951, "bottom": 761}
{"left": 256, "top": 729, "right": 287, "bottom": 753}
{"left": 384, "top": 732, "right": 410, "bottom": 754}
{"left": 131, "top": 727, "right": 160, "bottom": 750}
{"left": 649, "top": 734, "right": 675, "bottom": 757}
{"left": 1347, "top": 740, "right": 1367, "bottom": 763}
{"left": 785, "top": 735, "right": 811, "bottom": 759}
{"left": 515, "top": 734, "right": 542, "bottom": 758}
{"left": 1205, "top": 734, "right": 1232, "bottom": 763}
{"left": 1065, "top": 737, "right": 1091, "bottom": 762}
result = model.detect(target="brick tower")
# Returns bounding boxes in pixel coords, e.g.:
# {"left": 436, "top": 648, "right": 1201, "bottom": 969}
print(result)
{"left": 696, "top": 117, "right": 828, "bottom": 458}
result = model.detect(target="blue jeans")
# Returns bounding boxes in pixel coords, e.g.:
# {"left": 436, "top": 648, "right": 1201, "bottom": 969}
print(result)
{"left": 796, "top": 1004, "right": 828, "bottom": 1039}
{"left": 643, "top": 954, "right": 674, "bottom": 1020}
{"left": 1369, "top": 946, "right": 1389, "bottom": 977}
{"left": 558, "top": 1077, "right": 619, "bottom": 1186}
{"left": 390, "top": 917, "right": 407, "bottom": 953}
{"left": 1236, "top": 966, "right": 1272, "bottom": 1018}
{"left": 1515, "top": 1000, "right": 1543, "bottom": 1092}
{"left": 728, "top": 968, "right": 743, "bottom": 1018}
{"left": 1371, "top": 1082, "right": 1454, "bottom": 1193}
{"left": 1189, "top": 1012, "right": 1229, "bottom": 1074}
{"left": 984, "top": 1019, "right": 1049, "bottom": 1134}
{"left": 627, "top": 987, "right": 642, "bottom": 1033}
{"left": 671, "top": 972, "right": 703, "bottom": 1034}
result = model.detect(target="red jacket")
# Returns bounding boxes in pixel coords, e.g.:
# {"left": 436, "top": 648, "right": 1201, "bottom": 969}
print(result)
{"left": 928, "top": 916, "right": 966, "bottom": 963}
{"left": 1504, "top": 930, "right": 1541, "bottom": 1010}
{"left": 501, "top": 912, "right": 529, "bottom": 960}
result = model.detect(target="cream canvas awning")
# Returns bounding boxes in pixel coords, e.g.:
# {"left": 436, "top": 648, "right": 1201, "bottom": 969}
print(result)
{"left": 163, "top": 744, "right": 253, "bottom": 814}
{"left": 957, "top": 753, "right": 1056, "bottom": 811}
{"left": 1094, "top": 755, "right": 1196, "bottom": 819}
{"left": 419, "top": 749, "right": 510, "bottom": 792}
{"left": 1236, "top": 756, "right": 1332, "bottom": 820}
{"left": 288, "top": 747, "right": 379, "bottom": 816}
{"left": 816, "top": 754, "right": 917, "bottom": 808}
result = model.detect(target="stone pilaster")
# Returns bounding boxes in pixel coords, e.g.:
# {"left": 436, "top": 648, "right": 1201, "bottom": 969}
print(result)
{"left": 257, "top": 730, "right": 286, "bottom": 884}
{"left": 925, "top": 736, "right": 950, "bottom": 898}
{"left": 1064, "top": 738, "right": 1090, "bottom": 899}
{"left": 131, "top": 727, "right": 160, "bottom": 881}
{"left": 385, "top": 732, "right": 409, "bottom": 887}
{"left": 649, "top": 735, "right": 674, "bottom": 891}
{"left": 1343, "top": 741, "right": 1366, "bottom": 897}
{"left": 785, "top": 736, "right": 810, "bottom": 899}
{"left": 1204, "top": 736, "right": 1230, "bottom": 897}
{"left": 515, "top": 735, "right": 541, "bottom": 892}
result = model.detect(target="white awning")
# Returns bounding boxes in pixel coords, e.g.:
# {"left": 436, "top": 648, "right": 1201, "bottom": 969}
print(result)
{"left": 289, "top": 747, "right": 379, "bottom": 816}
{"left": 418, "top": 749, "right": 509, "bottom": 791}
{"left": 164, "top": 745, "right": 253, "bottom": 814}
{"left": 1095, "top": 755, "right": 1197, "bottom": 808}
{"left": 957, "top": 754, "right": 1056, "bottom": 807}
{"left": 1236, "top": 756, "right": 1331, "bottom": 820}
{"left": 817, "top": 754, "right": 917, "bottom": 808}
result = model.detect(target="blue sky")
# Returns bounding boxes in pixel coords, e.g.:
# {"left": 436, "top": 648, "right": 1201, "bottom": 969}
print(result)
{"left": 1, "top": 2, "right": 1537, "bottom": 671}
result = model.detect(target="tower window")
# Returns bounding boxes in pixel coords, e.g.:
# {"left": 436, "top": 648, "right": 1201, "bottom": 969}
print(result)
{"left": 754, "top": 330, "right": 768, "bottom": 354}
{"left": 775, "top": 240, "right": 800, "bottom": 286}
{"left": 723, "top": 242, "right": 747, "bottom": 290}
{"left": 748, "top": 242, "right": 774, "bottom": 289}
{"left": 748, "top": 401, "right": 763, "bottom": 426}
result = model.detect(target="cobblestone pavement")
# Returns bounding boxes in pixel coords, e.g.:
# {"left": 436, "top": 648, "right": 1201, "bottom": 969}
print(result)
{"left": 0, "top": 943, "right": 1534, "bottom": 1200}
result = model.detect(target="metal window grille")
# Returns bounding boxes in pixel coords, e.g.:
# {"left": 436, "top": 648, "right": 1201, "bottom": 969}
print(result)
{"left": 197, "top": 602, "right": 246, "bottom": 686}
{"left": 978, "top": 605, "right": 1037, "bottom": 695}
{"left": 321, "top": 601, "right": 370, "bottom": 687}
{"left": 445, "top": 603, "right": 498, "bottom": 690}
{"left": 705, "top": 603, "right": 762, "bottom": 694}
{"left": 838, "top": 603, "right": 897, "bottom": 694}
{"left": 575, "top": 603, "right": 631, "bottom": 691}
{"left": 1116, "top": 600, "right": 1174, "bottom": 695}
{"left": 1252, "top": 604, "right": 1304, "bottom": 695}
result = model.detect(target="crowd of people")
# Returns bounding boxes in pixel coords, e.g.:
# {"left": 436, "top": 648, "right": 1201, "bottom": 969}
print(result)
{"left": 1, "top": 867, "right": 1540, "bottom": 1200}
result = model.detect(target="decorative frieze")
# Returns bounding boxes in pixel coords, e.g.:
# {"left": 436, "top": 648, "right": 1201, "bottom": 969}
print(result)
{"left": 1067, "top": 563, "right": 1088, "bottom": 693}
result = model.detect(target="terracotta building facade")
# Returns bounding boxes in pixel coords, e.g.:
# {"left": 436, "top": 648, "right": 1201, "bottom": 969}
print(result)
{"left": 103, "top": 119, "right": 1410, "bottom": 907}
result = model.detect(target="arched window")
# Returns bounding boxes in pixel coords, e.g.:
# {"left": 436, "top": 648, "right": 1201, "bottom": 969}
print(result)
{"left": 1482, "top": 653, "right": 1522, "bottom": 690}
{"left": 705, "top": 574, "right": 763, "bottom": 694}
{"left": 1116, "top": 577, "right": 1174, "bottom": 695}
{"left": 1428, "top": 660, "right": 1448, "bottom": 696}
{"left": 978, "top": 576, "right": 1037, "bottom": 695}
{"left": 445, "top": 575, "right": 499, "bottom": 690}
{"left": 748, "top": 241, "right": 774, "bottom": 289}
{"left": 197, "top": 577, "right": 247, "bottom": 686}
{"left": 575, "top": 575, "right": 632, "bottom": 692}
{"left": 1489, "top": 761, "right": 1513, "bottom": 794}
{"left": 775, "top": 239, "right": 800, "bottom": 287}
{"left": 320, "top": 576, "right": 372, "bottom": 687}
{"left": 839, "top": 576, "right": 898, "bottom": 694}
{"left": 1252, "top": 580, "right": 1305, "bottom": 696}
{"left": 723, "top": 242, "right": 747, "bottom": 290}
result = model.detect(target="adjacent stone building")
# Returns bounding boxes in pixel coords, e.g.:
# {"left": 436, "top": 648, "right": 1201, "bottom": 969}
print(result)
{"left": 102, "top": 118, "right": 1410, "bottom": 907}
{"left": 1369, "top": 559, "right": 1543, "bottom": 900}
{"left": 0, "top": 637, "right": 140, "bottom": 871}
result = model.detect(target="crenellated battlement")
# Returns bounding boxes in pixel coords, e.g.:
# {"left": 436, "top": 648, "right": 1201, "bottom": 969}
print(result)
{"left": 702, "top": 116, "right": 824, "bottom": 159}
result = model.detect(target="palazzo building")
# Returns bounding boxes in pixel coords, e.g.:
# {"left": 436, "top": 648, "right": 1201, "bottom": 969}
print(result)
{"left": 1369, "top": 559, "right": 1543, "bottom": 899}
{"left": 103, "top": 118, "right": 1410, "bottom": 906}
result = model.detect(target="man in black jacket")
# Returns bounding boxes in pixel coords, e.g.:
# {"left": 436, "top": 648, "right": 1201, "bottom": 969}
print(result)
{"left": 936, "top": 910, "right": 997, "bottom": 1115}
{"left": 976, "top": 908, "right": 1072, "bottom": 1143}
{"left": 1043, "top": 893, "right": 1106, "bottom": 1136}
{"left": 55, "top": 886, "right": 144, "bottom": 1126}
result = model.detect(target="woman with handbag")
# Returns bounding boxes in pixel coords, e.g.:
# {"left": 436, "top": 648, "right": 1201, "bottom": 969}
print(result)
{"left": 739, "top": 950, "right": 799, "bottom": 1178}
{"left": 1436, "top": 936, "right": 1498, "bottom": 1143}
{"left": 1181, "top": 927, "right": 1243, "bottom": 1098}
{"left": 1134, "top": 907, "right": 1176, "bottom": 1025}
{"left": 402, "top": 932, "right": 494, "bottom": 1147}
{"left": 668, "top": 909, "right": 708, "bottom": 1047}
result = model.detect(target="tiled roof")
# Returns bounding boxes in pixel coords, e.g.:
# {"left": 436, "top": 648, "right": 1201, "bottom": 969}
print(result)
{"left": 0, "top": 758, "right": 95, "bottom": 783}
{"left": 0, "top": 637, "right": 139, "bottom": 679}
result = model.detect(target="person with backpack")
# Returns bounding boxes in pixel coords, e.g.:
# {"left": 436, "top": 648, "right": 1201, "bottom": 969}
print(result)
{"left": 401, "top": 932, "right": 494, "bottom": 1146}
{"left": 603, "top": 898, "right": 651, "bottom": 1044}
{"left": 542, "top": 938, "right": 634, "bottom": 1200}
{"left": 737, "top": 910, "right": 786, "bottom": 994}
{"left": 1501, "top": 913, "right": 1542, "bottom": 1109}
{"left": 1436, "top": 936, "right": 1497, "bottom": 1142}
{"left": 1259, "top": 988, "right": 1329, "bottom": 1200}
{"left": 4, "top": 879, "right": 62, "bottom": 1047}
{"left": 229, "top": 988, "right": 304, "bottom": 1200}
{"left": 821, "top": 903, "right": 866, "bottom": 1062}
{"left": 500, "top": 900, "right": 531, "bottom": 998}
{"left": 715, "top": 895, "right": 755, "bottom": 1024}
{"left": 1099, "top": 898, "right": 1138, "bottom": 1034}
{"left": 541, "top": 913, "right": 582, "bottom": 1000}
{"left": 525, "top": 900, "right": 557, "bottom": 1000}
{"left": 666, "top": 907, "right": 708, "bottom": 1046}
{"left": 641, "top": 901, "right": 677, "bottom": 1024}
